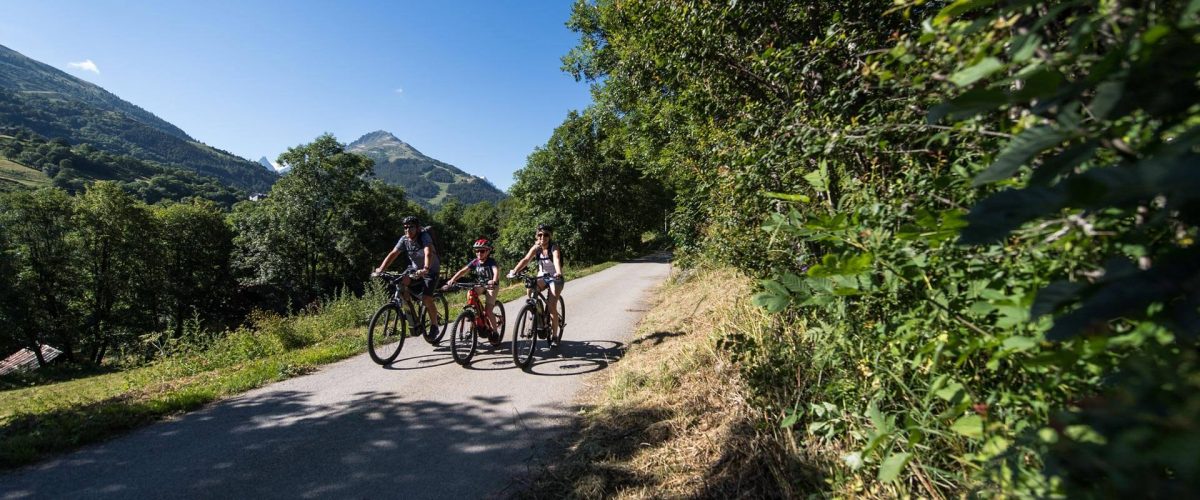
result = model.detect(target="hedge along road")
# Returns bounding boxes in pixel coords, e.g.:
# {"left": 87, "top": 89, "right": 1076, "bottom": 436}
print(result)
{"left": 0, "top": 255, "right": 671, "bottom": 499}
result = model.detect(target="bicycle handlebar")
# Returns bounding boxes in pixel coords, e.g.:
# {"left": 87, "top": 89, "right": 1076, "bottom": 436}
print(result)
{"left": 374, "top": 270, "right": 423, "bottom": 282}
{"left": 442, "top": 282, "right": 496, "bottom": 291}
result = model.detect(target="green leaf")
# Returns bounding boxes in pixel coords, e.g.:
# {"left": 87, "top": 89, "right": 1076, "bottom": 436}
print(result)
{"left": 1142, "top": 24, "right": 1171, "bottom": 45}
{"left": 1009, "top": 34, "right": 1041, "bottom": 62}
{"left": 934, "top": 380, "right": 967, "bottom": 402}
{"left": 1011, "top": 67, "right": 1064, "bottom": 101}
{"left": 763, "top": 191, "right": 810, "bottom": 203}
{"left": 935, "top": 0, "right": 997, "bottom": 25}
{"left": 877, "top": 452, "right": 913, "bottom": 482}
{"left": 951, "top": 414, "right": 984, "bottom": 438}
{"left": 752, "top": 280, "right": 791, "bottom": 313}
{"left": 1090, "top": 79, "right": 1125, "bottom": 119}
{"left": 973, "top": 125, "right": 1077, "bottom": 185}
{"left": 959, "top": 186, "right": 1066, "bottom": 245}
{"left": 778, "top": 272, "right": 806, "bottom": 293}
{"left": 1032, "top": 281, "right": 1086, "bottom": 317}
{"left": 1029, "top": 140, "right": 1099, "bottom": 186}
{"left": 780, "top": 411, "right": 799, "bottom": 429}
{"left": 803, "top": 163, "right": 829, "bottom": 192}
{"left": 950, "top": 57, "right": 1004, "bottom": 87}
{"left": 867, "top": 400, "right": 885, "bottom": 430}
{"left": 928, "top": 87, "right": 1007, "bottom": 123}
{"left": 1002, "top": 336, "right": 1039, "bottom": 352}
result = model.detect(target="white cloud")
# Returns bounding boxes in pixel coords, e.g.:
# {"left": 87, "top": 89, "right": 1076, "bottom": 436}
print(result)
{"left": 68, "top": 59, "right": 100, "bottom": 74}
{"left": 394, "top": 87, "right": 404, "bottom": 94}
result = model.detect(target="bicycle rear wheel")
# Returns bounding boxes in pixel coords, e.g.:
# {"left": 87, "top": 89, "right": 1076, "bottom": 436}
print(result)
{"left": 489, "top": 301, "right": 507, "bottom": 346}
{"left": 549, "top": 294, "right": 567, "bottom": 346}
{"left": 367, "top": 303, "right": 405, "bottom": 364}
{"left": 450, "top": 310, "right": 477, "bottom": 365}
{"left": 512, "top": 304, "right": 538, "bottom": 369}
{"left": 432, "top": 293, "right": 450, "bottom": 343}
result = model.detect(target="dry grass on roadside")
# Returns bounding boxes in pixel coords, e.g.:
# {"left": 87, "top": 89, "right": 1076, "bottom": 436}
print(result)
{"left": 518, "top": 267, "right": 815, "bottom": 499}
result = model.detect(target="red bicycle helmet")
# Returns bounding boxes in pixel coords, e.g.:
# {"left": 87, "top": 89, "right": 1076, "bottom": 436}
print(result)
{"left": 472, "top": 238, "right": 492, "bottom": 250}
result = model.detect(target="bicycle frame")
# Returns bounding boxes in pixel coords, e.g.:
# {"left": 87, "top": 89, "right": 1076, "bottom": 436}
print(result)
{"left": 516, "top": 272, "right": 553, "bottom": 324}
{"left": 379, "top": 271, "right": 426, "bottom": 322}
{"left": 449, "top": 283, "right": 495, "bottom": 330}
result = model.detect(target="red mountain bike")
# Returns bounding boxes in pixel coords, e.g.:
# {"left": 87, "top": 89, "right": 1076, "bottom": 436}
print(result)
{"left": 443, "top": 281, "right": 507, "bottom": 365}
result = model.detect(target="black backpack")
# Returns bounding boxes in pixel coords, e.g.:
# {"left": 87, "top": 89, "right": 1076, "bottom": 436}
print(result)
{"left": 419, "top": 225, "right": 443, "bottom": 261}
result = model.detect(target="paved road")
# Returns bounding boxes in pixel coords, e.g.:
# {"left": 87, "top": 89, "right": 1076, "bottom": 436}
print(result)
{"left": 0, "top": 256, "right": 671, "bottom": 499}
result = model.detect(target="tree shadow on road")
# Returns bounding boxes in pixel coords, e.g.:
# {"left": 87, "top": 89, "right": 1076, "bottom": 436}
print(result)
{"left": 0, "top": 389, "right": 574, "bottom": 499}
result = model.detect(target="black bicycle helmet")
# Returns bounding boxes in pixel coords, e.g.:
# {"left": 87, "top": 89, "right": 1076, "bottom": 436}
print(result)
{"left": 536, "top": 223, "right": 552, "bottom": 233}
{"left": 402, "top": 215, "right": 420, "bottom": 226}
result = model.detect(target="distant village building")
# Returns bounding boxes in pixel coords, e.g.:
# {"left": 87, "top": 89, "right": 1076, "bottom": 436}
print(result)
{"left": 249, "top": 192, "right": 267, "bottom": 201}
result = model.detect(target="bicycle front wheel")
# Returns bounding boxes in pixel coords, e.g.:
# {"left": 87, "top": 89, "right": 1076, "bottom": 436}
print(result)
{"left": 368, "top": 303, "right": 405, "bottom": 364}
{"left": 450, "top": 310, "right": 477, "bottom": 365}
{"left": 512, "top": 304, "right": 538, "bottom": 369}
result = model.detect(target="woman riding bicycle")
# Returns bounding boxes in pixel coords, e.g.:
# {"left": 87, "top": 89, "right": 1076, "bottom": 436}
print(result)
{"left": 442, "top": 238, "right": 501, "bottom": 333}
{"left": 506, "top": 224, "right": 563, "bottom": 337}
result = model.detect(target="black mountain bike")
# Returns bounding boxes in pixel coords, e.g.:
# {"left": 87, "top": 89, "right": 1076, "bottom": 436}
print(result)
{"left": 367, "top": 270, "right": 445, "bottom": 364}
{"left": 509, "top": 271, "right": 567, "bottom": 369}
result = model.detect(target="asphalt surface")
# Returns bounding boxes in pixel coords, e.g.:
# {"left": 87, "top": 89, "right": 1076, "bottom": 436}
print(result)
{"left": 0, "top": 255, "right": 671, "bottom": 499}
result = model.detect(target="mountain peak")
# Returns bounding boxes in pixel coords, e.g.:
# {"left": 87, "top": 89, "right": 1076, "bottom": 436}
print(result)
{"left": 346, "top": 130, "right": 505, "bottom": 208}
{"left": 347, "top": 130, "right": 427, "bottom": 162}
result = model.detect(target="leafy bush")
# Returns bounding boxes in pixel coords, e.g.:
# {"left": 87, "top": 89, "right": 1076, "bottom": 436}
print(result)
{"left": 562, "top": 0, "right": 1200, "bottom": 495}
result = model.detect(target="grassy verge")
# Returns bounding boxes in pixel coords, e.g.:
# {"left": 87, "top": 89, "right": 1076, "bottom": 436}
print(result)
{"left": 519, "top": 266, "right": 814, "bottom": 498}
{"left": 0, "top": 260, "right": 623, "bottom": 471}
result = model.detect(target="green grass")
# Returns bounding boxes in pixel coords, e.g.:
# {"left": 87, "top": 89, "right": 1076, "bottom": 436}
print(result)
{"left": 0, "top": 157, "right": 51, "bottom": 190}
{"left": 0, "top": 259, "right": 626, "bottom": 470}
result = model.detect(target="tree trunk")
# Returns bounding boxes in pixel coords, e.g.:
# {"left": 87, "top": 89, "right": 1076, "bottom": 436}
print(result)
{"left": 27, "top": 335, "right": 46, "bottom": 367}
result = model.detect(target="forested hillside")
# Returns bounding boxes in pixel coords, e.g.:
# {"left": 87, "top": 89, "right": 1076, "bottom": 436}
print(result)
{"left": 0, "top": 127, "right": 244, "bottom": 206}
{"left": 541, "top": 0, "right": 1199, "bottom": 496}
{"left": 0, "top": 44, "right": 276, "bottom": 192}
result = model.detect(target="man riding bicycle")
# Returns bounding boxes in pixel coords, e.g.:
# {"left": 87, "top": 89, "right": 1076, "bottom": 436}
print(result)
{"left": 373, "top": 215, "right": 441, "bottom": 337}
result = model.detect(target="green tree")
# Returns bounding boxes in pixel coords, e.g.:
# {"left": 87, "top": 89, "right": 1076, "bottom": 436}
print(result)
{"left": 0, "top": 188, "right": 79, "bottom": 363}
{"left": 503, "top": 107, "right": 671, "bottom": 265}
{"left": 461, "top": 201, "right": 502, "bottom": 250}
{"left": 231, "top": 134, "right": 394, "bottom": 307}
{"left": 434, "top": 199, "right": 469, "bottom": 264}
{"left": 153, "top": 200, "right": 234, "bottom": 341}
{"left": 73, "top": 181, "right": 159, "bottom": 363}
{"left": 0, "top": 221, "right": 30, "bottom": 359}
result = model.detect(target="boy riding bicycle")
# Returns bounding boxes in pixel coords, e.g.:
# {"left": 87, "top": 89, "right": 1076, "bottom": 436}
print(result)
{"left": 442, "top": 238, "right": 502, "bottom": 335}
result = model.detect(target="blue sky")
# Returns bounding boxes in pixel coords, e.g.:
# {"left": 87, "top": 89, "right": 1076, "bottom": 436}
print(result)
{"left": 0, "top": 0, "right": 594, "bottom": 190}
